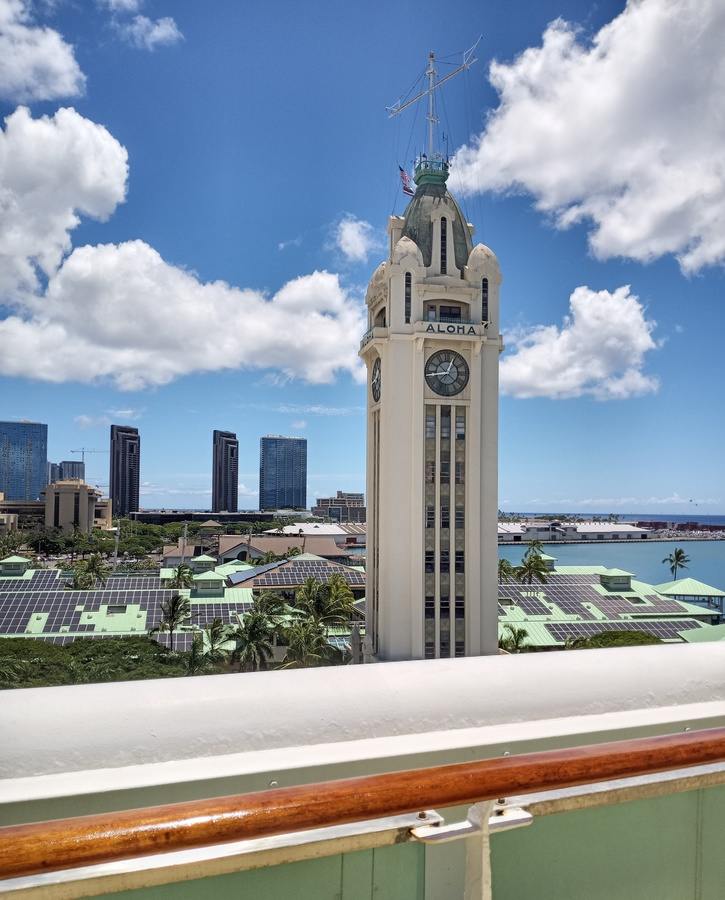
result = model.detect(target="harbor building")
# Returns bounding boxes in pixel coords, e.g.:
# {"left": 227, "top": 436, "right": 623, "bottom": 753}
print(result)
{"left": 0, "top": 420, "right": 47, "bottom": 501}
{"left": 109, "top": 425, "right": 140, "bottom": 518}
{"left": 259, "top": 435, "right": 307, "bottom": 510}
{"left": 212, "top": 430, "right": 239, "bottom": 513}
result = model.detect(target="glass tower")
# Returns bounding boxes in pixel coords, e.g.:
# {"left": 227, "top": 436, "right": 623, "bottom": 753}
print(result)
{"left": 259, "top": 436, "right": 307, "bottom": 510}
{"left": 0, "top": 421, "right": 48, "bottom": 501}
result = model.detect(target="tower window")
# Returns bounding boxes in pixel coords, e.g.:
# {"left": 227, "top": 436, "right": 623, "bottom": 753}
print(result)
{"left": 455, "top": 551, "right": 465, "bottom": 573}
{"left": 440, "top": 505, "right": 450, "bottom": 529}
{"left": 455, "top": 410, "right": 465, "bottom": 439}
{"left": 425, "top": 551, "right": 435, "bottom": 573}
{"left": 440, "top": 550, "right": 450, "bottom": 573}
{"left": 425, "top": 461, "right": 436, "bottom": 482}
{"left": 440, "top": 217, "right": 448, "bottom": 274}
{"left": 440, "top": 406, "right": 451, "bottom": 438}
{"left": 405, "top": 272, "right": 412, "bottom": 324}
{"left": 455, "top": 507, "right": 465, "bottom": 528}
{"left": 482, "top": 278, "right": 489, "bottom": 322}
{"left": 425, "top": 410, "right": 436, "bottom": 439}
{"left": 439, "top": 460, "right": 450, "bottom": 482}
{"left": 426, "top": 505, "right": 435, "bottom": 528}
{"left": 455, "top": 461, "right": 465, "bottom": 484}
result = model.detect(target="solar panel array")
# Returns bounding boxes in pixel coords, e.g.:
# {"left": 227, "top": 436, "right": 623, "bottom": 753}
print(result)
{"left": 546, "top": 619, "right": 703, "bottom": 643}
{"left": 498, "top": 576, "right": 696, "bottom": 622}
{"left": 0, "top": 570, "right": 62, "bottom": 592}
{"left": 254, "top": 559, "right": 366, "bottom": 588}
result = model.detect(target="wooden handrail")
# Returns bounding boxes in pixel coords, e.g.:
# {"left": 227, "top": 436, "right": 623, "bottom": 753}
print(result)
{"left": 2, "top": 726, "right": 725, "bottom": 881}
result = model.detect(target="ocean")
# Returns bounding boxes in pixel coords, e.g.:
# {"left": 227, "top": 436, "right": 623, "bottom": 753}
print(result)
{"left": 499, "top": 540, "right": 725, "bottom": 592}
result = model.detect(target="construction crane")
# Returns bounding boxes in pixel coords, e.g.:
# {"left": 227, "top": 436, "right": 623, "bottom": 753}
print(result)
{"left": 70, "top": 448, "right": 106, "bottom": 464}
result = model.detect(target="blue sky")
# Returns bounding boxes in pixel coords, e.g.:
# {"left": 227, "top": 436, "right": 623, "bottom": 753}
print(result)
{"left": 0, "top": 0, "right": 723, "bottom": 514}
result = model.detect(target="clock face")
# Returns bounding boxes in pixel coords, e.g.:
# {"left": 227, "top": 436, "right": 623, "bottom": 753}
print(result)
{"left": 371, "top": 357, "right": 381, "bottom": 402}
{"left": 425, "top": 350, "right": 469, "bottom": 396}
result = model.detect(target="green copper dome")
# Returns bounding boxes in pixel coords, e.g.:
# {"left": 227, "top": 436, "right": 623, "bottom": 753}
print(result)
{"left": 401, "top": 180, "right": 473, "bottom": 272}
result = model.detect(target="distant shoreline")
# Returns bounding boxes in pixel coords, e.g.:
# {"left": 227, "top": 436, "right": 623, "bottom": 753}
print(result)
{"left": 499, "top": 536, "right": 725, "bottom": 545}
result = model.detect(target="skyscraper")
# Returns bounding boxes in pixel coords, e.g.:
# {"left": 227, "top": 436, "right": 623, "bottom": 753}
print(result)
{"left": 0, "top": 421, "right": 47, "bottom": 501}
{"left": 109, "top": 425, "right": 140, "bottom": 518}
{"left": 48, "top": 462, "right": 61, "bottom": 485}
{"left": 59, "top": 460, "right": 85, "bottom": 481}
{"left": 212, "top": 430, "right": 239, "bottom": 513}
{"left": 259, "top": 436, "right": 307, "bottom": 510}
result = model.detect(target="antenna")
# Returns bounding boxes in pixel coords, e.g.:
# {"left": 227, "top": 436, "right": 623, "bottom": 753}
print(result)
{"left": 387, "top": 37, "right": 481, "bottom": 159}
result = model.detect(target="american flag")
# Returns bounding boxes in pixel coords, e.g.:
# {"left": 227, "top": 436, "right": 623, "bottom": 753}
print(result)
{"left": 398, "top": 165, "right": 414, "bottom": 196}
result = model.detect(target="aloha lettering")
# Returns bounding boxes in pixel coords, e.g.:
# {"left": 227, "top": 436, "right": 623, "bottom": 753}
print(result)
{"left": 425, "top": 324, "right": 477, "bottom": 335}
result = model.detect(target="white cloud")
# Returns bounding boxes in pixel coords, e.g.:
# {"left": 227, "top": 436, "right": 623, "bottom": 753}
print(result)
{"left": 452, "top": 0, "right": 725, "bottom": 273}
{"left": 119, "top": 14, "right": 182, "bottom": 50}
{"left": 99, "top": 0, "right": 141, "bottom": 10}
{"left": 1, "top": 241, "right": 366, "bottom": 389}
{"left": 0, "top": 106, "right": 128, "bottom": 297}
{"left": 278, "top": 236, "right": 302, "bottom": 251}
{"left": 74, "top": 407, "right": 142, "bottom": 428}
{"left": 0, "top": 0, "right": 85, "bottom": 101}
{"left": 0, "top": 107, "right": 366, "bottom": 391}
{"left": 500, "top": 285, "right": 659, "bottom": 400}
{"left": 335, "top": 215, "right": 380, "bottom": 263}
{"left": 291, "top": 420, "right": 307, "bottom": 430}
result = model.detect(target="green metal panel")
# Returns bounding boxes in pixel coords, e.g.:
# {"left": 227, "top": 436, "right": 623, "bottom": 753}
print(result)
{"left": 85, "top": 844, "right": 425, "bottom": 900}
{"left": 491, "top": 789, "right": 713, "bottom": 900}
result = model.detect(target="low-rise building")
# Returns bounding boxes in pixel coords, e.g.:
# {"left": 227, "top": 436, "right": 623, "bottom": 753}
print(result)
{"left": 498, "top": 521, "right": 649, "bottom": 542}
{"left": 311, "top": 491, "right": 366, "bottom": 523}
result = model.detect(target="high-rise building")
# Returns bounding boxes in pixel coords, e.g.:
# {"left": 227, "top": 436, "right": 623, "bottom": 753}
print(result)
{"left": 359, "top": 151, "right": 501, "bottom": 662}
{"left": 312, "top": 491, "right": 366, "bottom": 523}
{"left": 212, "top": 430, "right": 239, "bottom": 513}
{"left": 0, "top": 421, "right": 47, "bottom": 501}
{"left": 109, "top": 425, "right": 140, "bottom": 518}
{"left": 48, "top": 462, "right": 61, "bottom": 485}
{"left": 259, "top": 436, "right": 307, "bottom": 510}
{"left": 59, "top": 460, "right": 85, "bottom": 481}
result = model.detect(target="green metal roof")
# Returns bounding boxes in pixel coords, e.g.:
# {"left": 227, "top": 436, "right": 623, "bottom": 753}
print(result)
{"left": 655, "top": 578, "right": 725, "bottom": 598}
{"left": 0, "top": 555, "right": 30, "bottom": 564}
{"left": 679, "top": 622, "right": 725, "bottom": 643}
{"left": 191, "top": 554, "right": 217, "bottom": 562}
{"left": 192, "top": 570, "right": 226, "bottom": 582}
{"left": 602, "top": 568, "right": 636, "bottom": 577}
{"left": 401, "top": 180, "right": 472, "bottom": 270}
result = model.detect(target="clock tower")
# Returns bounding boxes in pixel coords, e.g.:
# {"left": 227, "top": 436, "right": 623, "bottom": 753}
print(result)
{"left": 360, "top": 152, "right": 502, "bottom": 661}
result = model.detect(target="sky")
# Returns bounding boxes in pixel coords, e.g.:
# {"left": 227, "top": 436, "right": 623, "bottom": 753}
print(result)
{"left": 0, "top": 0, "right": 724, "bottom": 514}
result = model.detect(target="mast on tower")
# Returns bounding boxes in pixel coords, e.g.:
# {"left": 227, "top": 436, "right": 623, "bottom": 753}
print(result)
{"left": 387, "top": 38, "right": 480, "bottom": 185}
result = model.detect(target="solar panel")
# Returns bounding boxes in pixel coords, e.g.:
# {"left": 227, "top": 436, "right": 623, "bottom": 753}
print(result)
{"left": 545, "top": 619, "right": 702, "bottom": 643}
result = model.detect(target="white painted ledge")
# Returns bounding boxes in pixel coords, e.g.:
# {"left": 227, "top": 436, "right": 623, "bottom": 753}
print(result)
{"left": 2, "top": 644, "right": 725, "bottom": 806}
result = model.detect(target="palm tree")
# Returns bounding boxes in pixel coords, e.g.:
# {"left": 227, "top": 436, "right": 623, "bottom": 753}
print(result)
{"left": 185, "top": 635, "right": 212, "bottom": 675}
{"left": 151, "top": 592, "right": 193, "bottom": 652}
{"left": 230, "top": 610, "right": 275, "bottom": 672}
{"left": 294, "top": 577, "right": 328, "bottom": 621}
{"left": 84, "top": 553, "right": 110, "bottom": 588}
{"left": 204, "top": 617, "right": 231, "bottom": 663}
{"left": 498, "top": 558, "right": 515, "bottom": 584}
{"left": 69, "top": 562, "right": 94, "bottom": 590}
{"left": 170, "top": 563, "right": 194, "bottom": 589}
{"left": 523, "top": 540, "right": 544, "bottom": 559}
{"left": 254, "top": 591, "right": 286, "bottom": 618}
{"left": 663, "top": 547, "right": 690, "bottom": 580}
{"left": 499, "top": 624, "right": 529, "bottom": 653}
{"left": 514, "top": 553, "right": 549, "bottom": 586}
{"left": 324, "top": 574, "right": 355, "bottom": 624}
{"left": 282, "top": 619, "right": 331, "bottom": 668}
